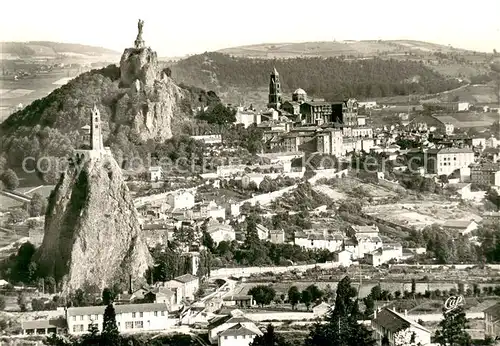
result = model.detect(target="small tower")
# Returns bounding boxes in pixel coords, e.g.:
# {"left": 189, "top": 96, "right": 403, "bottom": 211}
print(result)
{"left": 267, "top": 67, "right": 282, "bottom": 110}
{"left": 90, "top": 104, "right": 104, "bottom": 150}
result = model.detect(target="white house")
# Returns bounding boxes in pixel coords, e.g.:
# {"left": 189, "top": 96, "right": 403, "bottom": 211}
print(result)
{"left": 256, "top": 224, "right": 270, "bottom": 240}
{"left": 333, "top": 250, "right": 353, "bottom": 266}
{"left": 149, "top": 166, "right": 163, "bottom": 182}
{"left": 269, "top": 229, "right": 285, "bottom": 244}
{"left": 295, "top": 230, "right": 344, "bottom": 252}
{"left": 218, "top": 323, "right": 260, "bottom": 346}
{"left": 208, "top": 311, "right": 262, "bottom": 344}
{"left": 66, "top": 303, "right": 169, "bottom": 335}
{"left": 366, "top": 243, "right": 403, "bottom": 267}
{"left": 372, "top": 308, "right": 431, "bottom": 345}
{"left": 442, "top": 220, "right": 478, "bottom": 236}
{"left": 161, "top": 280, "right": 184, "bottom": 305}
{"left": 207, "top": 222, "right": 236, "bottom": 244}
{"left": 241, "top": 174, "right": 265, "bottom": 189}
{"left": 190, "top": 134, "right": 222, "bottom": 145}
{"left": 172, "top": 274, "right": 199, "bottom": 301}
{"left": 166, "top": 190, "right": 195, "bottom": 210}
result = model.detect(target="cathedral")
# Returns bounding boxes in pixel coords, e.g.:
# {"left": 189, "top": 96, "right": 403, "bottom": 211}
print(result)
{"left": 266, "top": 67, "right": 360, "bottom": 128}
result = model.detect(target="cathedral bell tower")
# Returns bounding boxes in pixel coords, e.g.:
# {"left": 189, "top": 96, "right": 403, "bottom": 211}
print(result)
{"left": 267, "top": 67, "right": 282, "bottom": 110}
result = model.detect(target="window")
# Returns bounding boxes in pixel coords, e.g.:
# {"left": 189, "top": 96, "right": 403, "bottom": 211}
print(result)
{"left": 154, "top": 311, "right": 158, "bottom": 317}
{"left": 134, "top": 321, "right": 143, "bottom": 329}
{"left": 132, "top": 312, "right": 136, "bottom": 318}
{"left": 95, "top": 125, "right": 98, "bottom": 129}
{"left": 139, "top": 312, "right": 143, "bottom": 318}
{"left": 80, "top": 315, "right": 84, "bottom": 321}
{"left": 161, "top": 311, "right": 165, "bottom": 316}
{"left": 73, "top": 324, "right": 84, "bottom": 332}
{"left": 125, "top": 322, "right": 134, "bottom": 329}
{"left": 224, "top": 336, "right": 228, "bottom": 340}
{"left": 72, "top": 316, "right": 76, "bottom": 321}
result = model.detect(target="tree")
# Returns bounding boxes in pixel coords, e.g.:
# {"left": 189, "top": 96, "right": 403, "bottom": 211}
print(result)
{"left": 288, "top": 286, "right": 301, "bottom": 310}
{"left": 0, "top": 296, "right": 5, "bottom": 310}
{"left": 305, "top": 275, "right": 375, "bottom": 346}
{"left": 305, "top": 284, "right": 324, "bottom": 302}
{"left": 17, "top": 292, "right": 27, "bottom": 312}
{"left": 301, "top": 289, "right": 313, "bottom": 311}
{"left": 101, "top": 303, "right": 120, "bottom": 345}
{"left": 201, "top": 230, "right": 216, "bottom": 253}
{"left": 248, "top": 285, "right": 276, "bottom": 307}
{"left": 1, "top": 169, "right": 19, "bottom": 190}
{"left": 434, "top": 306, "right": 472, "bottom": 346}
{"left": 32, "top": 298, "right": 46, "bottom": 311}
{"left": 28, "top": 192, "right": 48, "bottom": 217}
{"left": 43, "top": 334, "right": 74, "bottom": 346}
{"left": 363, "top": 294, "right": 375, "bottom": 319}
{"left": 371, "top": 285, "right": 382, "bottom": 301}
{"left": 102, "top": 288, "right": 115, "bottom": 305}
{"left": 250, "top": 324, "right": 290, "bottom": 346}
{"left": 45, "top": 276, "right": 56, "bottom": 294}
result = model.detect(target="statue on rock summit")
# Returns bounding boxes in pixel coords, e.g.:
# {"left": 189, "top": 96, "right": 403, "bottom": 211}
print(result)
{"left": 135, "top": 19, "right": 145, "bottom": 49}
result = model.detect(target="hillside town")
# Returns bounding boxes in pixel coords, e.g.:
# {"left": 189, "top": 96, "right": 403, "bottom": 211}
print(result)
{"left": 0, "top": 17, "right": 499, "bottom": 346}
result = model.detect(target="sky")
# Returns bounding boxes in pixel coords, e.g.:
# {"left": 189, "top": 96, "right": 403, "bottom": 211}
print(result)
{"left": 1, "top": 0, "right": 499, "bottom": 57}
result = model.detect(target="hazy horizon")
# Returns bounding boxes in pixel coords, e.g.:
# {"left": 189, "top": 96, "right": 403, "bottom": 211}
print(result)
{"left": 1, "top": 0, "right": 499, "bottom": 57}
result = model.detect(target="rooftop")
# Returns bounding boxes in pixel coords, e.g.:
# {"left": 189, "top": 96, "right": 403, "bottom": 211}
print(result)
{"left": 218, "top": 323, "right": 259, "bottom": 337}
{"left": 174, "top": 274, "right": 199, "bottom": 284}
{"left": 442, "top": 220, "right": 476, "bottom": 229}
{"left": 373, "top": 308, "right": 430, "bottom": 334}
{"left": 209, "top": 315, "right": 254, "bottom": 329}
{"left": 21, "top": 318, "right": 66, "bottom": 330}
{"left": 427, "top": 147, "right": 474, "bottom": 154}
{"left": 484, "top": 302, "right": 500, "bottom": 322}
{"left": 67, "top": 303, "right": 168, "bottom": 316}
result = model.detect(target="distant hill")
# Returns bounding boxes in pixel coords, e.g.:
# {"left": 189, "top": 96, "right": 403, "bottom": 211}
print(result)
{"left": 216, "top": 40, "right": 478, "bottom": 58}
{"left": 170, "top": 52, "right": 464, "bottom": 104}
{"left": 1, "top": 41, "right": 120, "bottom": 58}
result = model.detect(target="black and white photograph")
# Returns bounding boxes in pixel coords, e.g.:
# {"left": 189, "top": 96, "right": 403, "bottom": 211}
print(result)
{"left": 0, "top": 0, "right": 499, "bottom": 345}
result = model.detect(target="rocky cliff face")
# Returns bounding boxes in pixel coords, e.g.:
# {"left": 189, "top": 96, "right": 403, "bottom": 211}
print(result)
{"left": 117, "top": 45, "right": 189, "bottom": 141}
{"left": 35, "top": 152, "right": 152, "bottom": 292}
{"left": 120, "top": 47, "right": 159, "bottom": 88}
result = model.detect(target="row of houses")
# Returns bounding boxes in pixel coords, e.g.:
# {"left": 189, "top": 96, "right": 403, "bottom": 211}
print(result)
{"left": 22, "top": 304, "right": 437, "bottom": 346}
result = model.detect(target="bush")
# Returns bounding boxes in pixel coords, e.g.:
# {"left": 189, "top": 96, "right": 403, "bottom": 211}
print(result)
{"left": 1, "top": 169, "right": 19, "bottom": 190}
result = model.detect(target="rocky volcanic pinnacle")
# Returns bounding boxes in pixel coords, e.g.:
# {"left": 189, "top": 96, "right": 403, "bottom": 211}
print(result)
{"left": 35, "top": 152, "right": 152, "bottom": 292}
{"left": 118, "top": 40, "right": 186, "bottom": 141}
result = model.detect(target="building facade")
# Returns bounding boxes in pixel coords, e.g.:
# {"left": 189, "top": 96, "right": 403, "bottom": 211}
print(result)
{"left": 470, "top": 162, "right": 500, "bottom": 186}
{"left": 66, "top": 303, "right": 169, "bottom": 335}
{"left": 300, "top": 101, "right": 344, "bottom": 125}
{"left": 426, "top": 148, "right": 475, "bottom": 176}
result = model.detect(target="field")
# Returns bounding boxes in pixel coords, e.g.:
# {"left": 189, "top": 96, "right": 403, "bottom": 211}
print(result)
{"left": 434, "top": 113, "right": 499, "bottom": 128}
{"left": 0, "top": 70, "right": 82, "bottom": 122}
{"left": 428, "top": 84, "right": 498, "bottom": 104}
{"left": 319, "top": 177, "right": 399, "bottom": 201}
{"left": 217, "top": 40, "right": 475, "bottom": 59}
{"left": 363, "top": 200, "right": 482, "bottom": 231}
